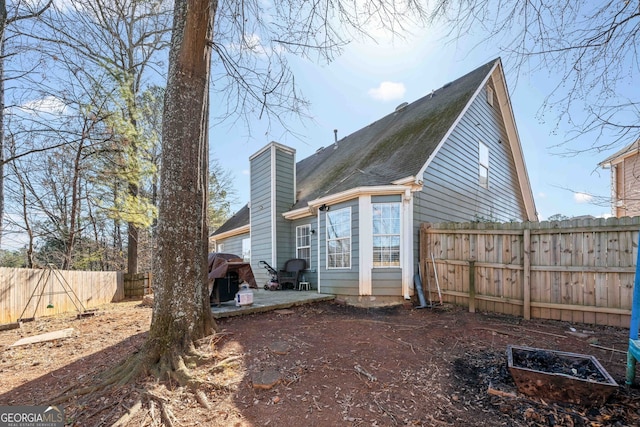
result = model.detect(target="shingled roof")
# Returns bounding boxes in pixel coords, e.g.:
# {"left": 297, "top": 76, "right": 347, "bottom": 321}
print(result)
{"left": 211, "top": 203, "right": 249, "bottom": 236}
{"left": 212, "top": 58, "right": 501, "bottom": 237}
{"left": 292, "top": 58, "right": 498, "bottom": 209}
{"left": 599, "top": 139, "right": 640, "bottom": 167}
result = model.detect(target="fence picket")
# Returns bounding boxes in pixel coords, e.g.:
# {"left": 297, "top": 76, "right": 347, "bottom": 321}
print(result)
{"left": 0, "top": 268, "right": 125, "bottom": 324}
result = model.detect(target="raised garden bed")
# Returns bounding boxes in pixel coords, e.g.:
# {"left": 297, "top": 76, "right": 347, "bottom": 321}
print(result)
{"left": 507, "top": 344, "right": 618, "bottom": 406}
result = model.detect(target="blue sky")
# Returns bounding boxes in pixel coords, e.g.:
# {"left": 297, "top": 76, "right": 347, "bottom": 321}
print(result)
{"left": 210, "top": 24, "right": 619, "bottom": 221}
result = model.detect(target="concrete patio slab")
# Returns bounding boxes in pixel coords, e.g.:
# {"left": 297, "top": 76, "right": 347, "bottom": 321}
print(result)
{"left": 211, "top": 289, "right": 335, "bottom": 319}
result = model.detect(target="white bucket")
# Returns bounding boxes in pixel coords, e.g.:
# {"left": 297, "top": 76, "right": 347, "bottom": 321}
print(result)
{"left": 235, "top": 284, "right": 254, "bottom": 306}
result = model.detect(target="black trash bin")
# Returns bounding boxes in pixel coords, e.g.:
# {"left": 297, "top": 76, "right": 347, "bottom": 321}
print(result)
{"left": 211, "top": 272, "right": 240, "bottom": 305}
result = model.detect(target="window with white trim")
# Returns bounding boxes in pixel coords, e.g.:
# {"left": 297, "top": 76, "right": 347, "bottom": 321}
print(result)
{"left": 242, "top": 238, "right": 250, "bottom": 262}
{"left": 479, "top": 142, "right": 489, "bottom": 188}
{"left": 373, "top": 203, "right": 401, "bottom": 267}
{"left": 326, "top": 208, "right": 351, "bottom": 269}
{"left": 296, "top": 225, "right": 311, "bottom": 267}
{"left": 486, "top": 85, "right": 494, "bottom": 107}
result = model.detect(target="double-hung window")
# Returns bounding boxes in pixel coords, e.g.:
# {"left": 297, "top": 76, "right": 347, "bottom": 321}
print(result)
{"left": 296, "top": 225, "right": 311, "bottom": 267}
{"left": 373, "top": 203, "right": 400, "bottom": 267}
{"left": 479, "top": 142, "right": 489, "bottom": 188}
{"left": 326, "top": 208, "right": 351, "bottom": 268}
{"left": 241, "top": 238, "right": 251, "bottom": 262}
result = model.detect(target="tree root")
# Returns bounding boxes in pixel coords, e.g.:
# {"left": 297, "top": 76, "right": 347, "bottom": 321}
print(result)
{"left": 111, "top": 400, "right": 142, "bottom": 427}
{"left": 210, "top": 355, "right": 242, "bottom": 372}
{"left": 49, "top": 351, "right": 146, "bottom": 405}
{"left": 44, "top": 337, "right": 236, "bottom": 425}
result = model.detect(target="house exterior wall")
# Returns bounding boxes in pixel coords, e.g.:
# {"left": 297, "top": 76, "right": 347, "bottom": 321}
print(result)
{"left": 214, "top": 232, "right": 248, "bottom": 258}
{"left": 318, "top": 199, "right": 360, "bottom": 295}
{"left": 250, "top": 149, "right": 273, "bottom": 285}
{"left": 249, "top": 143, "right": 296, "bottom": 285}
{"left": 613, "top": 153, "right": 640, "bottom": 217}
{"left": 275, "top": 150, "right": 296, "bottom": 269}
{"left": 290, "top": 217, "right": 317, "bottom": 289}
{"left": 412, "top": 82, "right": 528, "bottom": 262}
{"left": 370, "top": 195, "right": 403, "bottom": 296}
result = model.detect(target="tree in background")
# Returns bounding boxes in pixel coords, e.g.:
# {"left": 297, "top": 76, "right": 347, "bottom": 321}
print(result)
{"left": 208, "top": 158, "right": 237, "bottom": 234}
{"left": 0, "top": 0, "right": 53, "bottom": 247}
{"left": 547, "top": 213, "right": 569, "bottom": 222}
{"left": 30, "top": 0, "right": 172, "bottom": 274}
{"left": 428, "top": 1, "right": 640, "bottom": 154}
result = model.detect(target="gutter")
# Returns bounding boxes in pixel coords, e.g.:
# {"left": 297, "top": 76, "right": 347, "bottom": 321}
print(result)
{"left": 283, "top": 182, "right": 423, "bottom": 220}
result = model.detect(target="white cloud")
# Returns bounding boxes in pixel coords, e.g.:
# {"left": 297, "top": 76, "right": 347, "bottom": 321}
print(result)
{"left": 368, "top": 81, "right": 406, "bottom": 101}
{"left": 242, "top": 169, "right": 250, "bottom": 175}
{"left": 537, "top": 192, "right": 546, "bottom": 198}
{"left": 573, "top": 192, "right": 593, "bottom": 204}
{"left": 18, "top": 96, "right": 67, "bottom": 115}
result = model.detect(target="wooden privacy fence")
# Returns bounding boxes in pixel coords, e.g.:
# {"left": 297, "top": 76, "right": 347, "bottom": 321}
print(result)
{"left": 0, "top": 267, "right": 124, "bottom": 324}
{"left": 420, "top": 217, "right": 640, "bottom": 328}
{"left": 124, "top": 272, "right": 152, "bottom": 298}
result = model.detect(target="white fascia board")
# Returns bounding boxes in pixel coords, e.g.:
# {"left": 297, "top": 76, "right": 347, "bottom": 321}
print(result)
{"left": 284, "top": 206, "right": 313, "bottom": 220}
{"left": 249, "top": 140, "right": 296, "bottom": 161}
{"left": 282, "top": 184, "right": 421, "bottom": 220}
{"left": 358, "top": 196, "right": 373, "bottom": 296}
{"left": 209, "top": 224, "right": 250, "bottom": 241}
{"left": 491, "top": 61, "right": 538, "bottom": 221}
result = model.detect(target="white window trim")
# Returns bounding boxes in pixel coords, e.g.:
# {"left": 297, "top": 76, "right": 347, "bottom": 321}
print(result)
{"left": 296, "top": 224, "right": 311, "bottom": 266}
{"left": 479, "top": 142, "right": 489, "bottom": 188}
{"left": 326, "top": 207, "right": 351, "bottom": 269}
{"left": 372, "top": 202, "right": 401, "bottom": 268}
{"left": 241, "top": 238, "right": 250, "bottom": 262}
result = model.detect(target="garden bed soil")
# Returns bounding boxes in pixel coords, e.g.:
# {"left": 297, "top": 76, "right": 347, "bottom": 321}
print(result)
{"left": 0, "top": 300, "right": 639, "bottom": 426}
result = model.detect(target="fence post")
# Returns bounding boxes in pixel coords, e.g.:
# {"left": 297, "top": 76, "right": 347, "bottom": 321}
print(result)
{"left": 523, "top": 228, "right": 531, "bottom": 320}
{"left": 468, "top": 260, "right": 475, "bottom": 313}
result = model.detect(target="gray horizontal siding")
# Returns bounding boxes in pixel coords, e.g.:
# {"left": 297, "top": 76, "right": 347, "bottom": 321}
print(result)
{"left": 372, "top": 268, "right": 402, "bottom": 296}
{"left": 275, "top": 149, "right": 295, "bottom": 268}
{"left": 319, "top": 200, "right": 359, "bottom": 295}
{"left": 250, "top": 148, "right": 273, "bottom": 285}
{"left": 291, "top": 217, "right": 317, "bottom": 289}
{"left": 412, "top": 81, "right": 528, "bottom": 268}
{"left": 418, "top": 81, "right": 526, "bottom": 223}
{"left": 371, "top": 196, "right": 403, "bottom": 296}
{"left": 215, "top": 233, "right": 248, "bottom": 258}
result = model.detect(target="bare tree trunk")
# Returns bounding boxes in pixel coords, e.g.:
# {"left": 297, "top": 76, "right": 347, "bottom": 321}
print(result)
{"left": 148, "top": 0, "right": 215, "bottom": 362}
{"left": 0, "top": 0, "right": 6, "bottom": 248}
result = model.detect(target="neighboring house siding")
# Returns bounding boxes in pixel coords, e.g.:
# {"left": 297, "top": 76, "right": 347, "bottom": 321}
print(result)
{"left": 618, "top": 154, "right": 640, "bottom": 217}
{"left": 250, "top": 149, "right": 274, "bottom": 285}
{"left": 319, "top": 200, "right": 359, "bottom": 295}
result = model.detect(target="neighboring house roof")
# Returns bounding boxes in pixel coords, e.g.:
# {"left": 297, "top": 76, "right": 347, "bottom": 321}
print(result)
{"left": 294, "top": 59, "right": 497, "bottom": 209}
{"left": 599, "top": 139, "right": 640, "bottom": 167}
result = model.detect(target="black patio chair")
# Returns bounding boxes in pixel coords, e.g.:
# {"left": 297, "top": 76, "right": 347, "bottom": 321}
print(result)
{"left": 277, "top": 258, "right": 307, "bottom": 290}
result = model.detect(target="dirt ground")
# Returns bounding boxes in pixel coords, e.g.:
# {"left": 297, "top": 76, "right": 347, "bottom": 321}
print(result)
{"left": 0, "top": 299, "right": 639, "bottom": 426}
